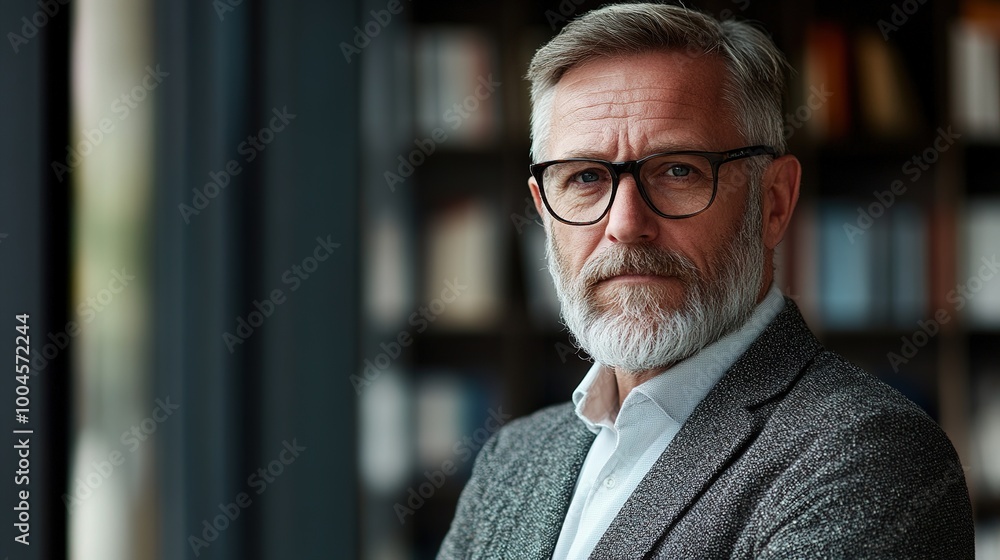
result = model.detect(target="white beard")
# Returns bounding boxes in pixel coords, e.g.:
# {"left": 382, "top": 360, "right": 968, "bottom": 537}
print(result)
{"left": 546, "top": 190, "right": 766, "bottom": 374}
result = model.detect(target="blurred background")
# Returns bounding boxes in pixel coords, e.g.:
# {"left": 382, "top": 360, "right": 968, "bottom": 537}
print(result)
{"left": 1, "top": 0, "right": 999, "bottom": 558}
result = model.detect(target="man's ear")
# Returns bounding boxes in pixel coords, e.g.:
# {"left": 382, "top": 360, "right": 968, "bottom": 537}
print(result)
{"left": 528, "top": 176, "right": 546, "bottom": 220}
{"left": 761, "top": 154, "right": 801, "bottom": 250}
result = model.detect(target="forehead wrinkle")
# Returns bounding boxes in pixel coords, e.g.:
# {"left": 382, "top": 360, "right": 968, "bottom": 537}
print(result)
{"left": 553, "top": 92, "right": 722, "bottom": 131}
{"left": 556, "top": 84, "right": 711, "bottom": 110}
{"left": 555, "top": 115, "right": 695, "bottom": 136}
{"left": 557, "top": 65, "right": 713, "bottom": 93}
{"left": 552, "top": 126, "right": 719, "bottom": 160}
{"left": 557, "top": 100, "right": 698, "bottom": 121}
{"left": 556, "top": 102, "right": 713, "bottom": 126}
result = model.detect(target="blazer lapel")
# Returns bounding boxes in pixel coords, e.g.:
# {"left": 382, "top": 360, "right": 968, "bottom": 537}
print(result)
{"left": 592, "top": 300, "right": 823, "bottom": 558}
{"left": 530, "top": 418, "right": 597, "bottom": 557}
{"left": 490, "top": 404, "right": 596, "bottom": 559}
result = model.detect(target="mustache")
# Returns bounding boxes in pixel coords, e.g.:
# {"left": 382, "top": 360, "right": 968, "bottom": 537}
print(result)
{"left": 578, "top": 243, "right": 701, "bottom": 289}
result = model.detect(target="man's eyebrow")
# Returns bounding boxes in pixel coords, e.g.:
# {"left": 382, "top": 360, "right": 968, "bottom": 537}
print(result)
{"left": 643, "top": 143, "right": 707, "bottom": 154}
{"left": 556, "top": 150, "right": 611, "bottom": 160}
{"left": 556, "top": 143, "right": 707, "bottom": 161}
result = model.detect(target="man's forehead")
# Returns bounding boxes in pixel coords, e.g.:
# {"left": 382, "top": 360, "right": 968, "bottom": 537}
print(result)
{"left": 547, "top": 52, "right": 736, "bottom": 154}
{"left": 555, "top": 50, "right": 728, "bottom": 91}
{"left": 553, "top": 85, "right": 706, "bottom": 120}
{"left": 551, "top": 52, "right": 729, "bottom": 118}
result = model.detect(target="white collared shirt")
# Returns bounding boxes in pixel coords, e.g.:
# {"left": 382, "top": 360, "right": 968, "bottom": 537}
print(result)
{"left": 551, "top": 284, "right": 786, "bottom": 559}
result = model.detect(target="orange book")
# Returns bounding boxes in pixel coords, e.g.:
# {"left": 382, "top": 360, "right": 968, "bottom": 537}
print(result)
{"left": 802, "top": 23, "right": 851, "bottom": 140}
{"left": 855, "top": 30, "right": 922, "bottom": 137}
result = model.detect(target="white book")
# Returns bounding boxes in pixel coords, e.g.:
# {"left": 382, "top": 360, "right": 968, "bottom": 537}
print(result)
{"left": 950, "top": 21, "right": 1000, "bottom": 140}
{"left": 359, "top": 369, "right": 412, "bottom": 494}
{"left": 414, "top": 26, "right": 500, "bottom": 149}
{"left": 963, "top": 199, "right": 1000, "bottom": 327}
{"left": 976, "top": 522, "right": 1000, "bottom": 560}
{"left": 519, "top": 220, "right": 561, "bottom": 327}
{"left": 415, "top": 374, "right": 468, "bottom": 470}
{"left": 425, "top": 200, "right": 501, "bottom": 329}
{"left": 364, "top": 208, "right": 413, "bottom": 331}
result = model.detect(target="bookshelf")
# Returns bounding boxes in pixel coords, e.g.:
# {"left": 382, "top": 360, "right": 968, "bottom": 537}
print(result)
{"left": 358, "top": 0, "right": 1000, "bottom": 558}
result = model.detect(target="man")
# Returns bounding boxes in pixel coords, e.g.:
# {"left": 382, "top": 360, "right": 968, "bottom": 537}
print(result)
{"left": 438, "top": 4, "right": 974, "bottom": 559}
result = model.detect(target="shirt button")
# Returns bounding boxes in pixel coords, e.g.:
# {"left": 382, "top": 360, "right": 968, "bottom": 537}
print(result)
{"left": 604, "top": 477, "right": 616, "bottom": 489}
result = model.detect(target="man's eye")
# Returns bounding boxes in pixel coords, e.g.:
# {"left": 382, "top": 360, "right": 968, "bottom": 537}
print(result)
{"left": 576, "top": 170, "right": 602, "bottom": 183}
{"left": 667, "top": 165, "right": 693, "bottom": 178}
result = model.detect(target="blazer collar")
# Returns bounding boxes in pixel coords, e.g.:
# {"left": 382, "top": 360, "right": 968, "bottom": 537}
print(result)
{"left": 592, "top": 299, "right": 823, "bottom": 557}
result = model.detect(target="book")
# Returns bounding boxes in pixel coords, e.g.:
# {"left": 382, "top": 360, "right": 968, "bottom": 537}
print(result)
{"left": 890, "top": 203, "right": 927, "bottom": 327}
{"left": 518, "top": 219, "right": 562, "bottom": 327}
{"left": 976, "top": 521, "right": 1000, "bottom": 560}
{"left": 358, "top": 368, "right": 412, "bottom": 495}
{"left": 971, "top": 368, "right": 1000, "bottom": 498}
{"left": 801, "top": 23, "right": 851, "bottom": 140}
{"left": 949, "top": 20, "right": 1000, "bottom": 140}
{"left": 855, "top": 30, "right": 922, "bottom": 138}
{"left": 790, "top": 202, "right": 821, "bottom": 326}
{"left": 364, "top": 208, "right": 413, "bottom": 331}
{"left": 819, "top": 202, "right": 875, "bottom": 329}
{"left": 963, "top": 199, "right": 1000, "bottom": 327}
{"left": 414, "top": 26, "right": 500, "bottom": 149}
{"left": 414, "top": 373, "right": 468, "bottom": 470}
{"left": 424, "top": 198, "right": 501, "bottom": 329}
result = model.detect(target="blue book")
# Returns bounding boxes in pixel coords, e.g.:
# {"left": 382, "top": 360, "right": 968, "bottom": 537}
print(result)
{"left": 890, "top": 203, "right": 927, "bottom": 327}
{"left": 820, "top": 202, "right": 874, "bottom": 329}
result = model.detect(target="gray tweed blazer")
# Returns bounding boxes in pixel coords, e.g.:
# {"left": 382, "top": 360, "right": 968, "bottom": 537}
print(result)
{"left": 438, "top": 300, "right": 974, "bottom": 559}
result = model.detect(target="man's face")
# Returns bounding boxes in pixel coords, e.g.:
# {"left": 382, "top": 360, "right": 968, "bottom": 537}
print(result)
{"left": 530, "top": 50, "right": 769, "bottom": 373}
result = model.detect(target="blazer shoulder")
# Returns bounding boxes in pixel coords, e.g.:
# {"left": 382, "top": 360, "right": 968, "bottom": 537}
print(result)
{"left": 791, "top": 350, "right": 939, "bottom": 429}
{"left": 750, "top": 350, "right": 974, "bottom": 557}
{"left": 772, "top": 348, "right": 965, "bottom": 477}
{"left": 489, "top": 401, "right": 580, "bottom": 451}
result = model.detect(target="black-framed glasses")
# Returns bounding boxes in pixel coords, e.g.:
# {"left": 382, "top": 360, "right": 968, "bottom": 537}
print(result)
{"left": 529, "top": 145, "right": 777, "bottom": 225}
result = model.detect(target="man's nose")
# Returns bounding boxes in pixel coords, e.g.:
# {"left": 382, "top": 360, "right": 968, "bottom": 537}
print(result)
{"left": 603, "top": 173, "right": 659, "bottom": 243}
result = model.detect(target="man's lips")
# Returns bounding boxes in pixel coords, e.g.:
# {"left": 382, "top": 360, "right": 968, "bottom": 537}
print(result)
{"left": 594, "top": 273, "right": 677, "bottom": 286}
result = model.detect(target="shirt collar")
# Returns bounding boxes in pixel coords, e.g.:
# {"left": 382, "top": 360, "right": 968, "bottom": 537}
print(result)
{"left": 571, "top": 283, "right": 786, "bottom": 433}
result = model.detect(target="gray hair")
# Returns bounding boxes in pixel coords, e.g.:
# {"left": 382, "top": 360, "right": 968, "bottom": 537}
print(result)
{"left": 526, "top": 2, "right": 790, "bottom": 168}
